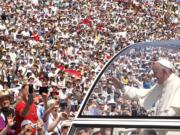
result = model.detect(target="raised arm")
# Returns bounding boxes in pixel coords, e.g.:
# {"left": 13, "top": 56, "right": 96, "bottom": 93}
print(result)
{"left": 0, "top": 115, "right": 15, "bottom": 135}
{"left": 108, "top": 77, "right": 124, "bottom": 90}
{"left": 19, "top": 94, "right": 34, "bottom": 117}
{"left": 47, "top": 112, "right": 68, "bottom": 132}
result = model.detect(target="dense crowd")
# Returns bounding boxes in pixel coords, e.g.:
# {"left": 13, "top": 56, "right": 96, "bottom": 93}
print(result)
{"left": 75, "top": 127, "right": 145, "bottom": 135}
{"left": 0, "top": 0, "right": 179, "bottom": 134}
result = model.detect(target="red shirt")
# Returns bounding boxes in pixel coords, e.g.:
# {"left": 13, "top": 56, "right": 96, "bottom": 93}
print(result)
{"left": 32, "top": 34, "right": 40, "bottom": 42}
{"left": 15, "top": 101, "right": 38, "bottom": 135}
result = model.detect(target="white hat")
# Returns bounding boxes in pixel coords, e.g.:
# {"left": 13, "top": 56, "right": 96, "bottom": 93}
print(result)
{"left": 107, "top": 99, "right": 116, "bottom": 105}
{"left": 51, "top": 82, "right": 57, "bottom": 87}
{"left": 47, "top": 99, "right": 56, "bottom": 108}
{"left": 21, "top": 120, "right": 32, "bottom": 128}
{"left": 157, "top": 59, "right": 175, "bottom": 70}
{"left": 28, "top": 75, "right": 35, "bottom": 80}
{"left": 93, "top": 128, "right": 101, "bottom": 133}
{"left": 48, "top": 72, "right": 54, "bottom": 78}
{"left": 61, "top": 120, "right": 71, "bottom": 128}
{"left": 51, "top": 64, "right": 56, "bottom": 69}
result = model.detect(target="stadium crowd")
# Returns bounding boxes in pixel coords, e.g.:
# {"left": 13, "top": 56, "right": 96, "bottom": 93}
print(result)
{"left": 0, "top": 0, "right": 179, "bottom": 134}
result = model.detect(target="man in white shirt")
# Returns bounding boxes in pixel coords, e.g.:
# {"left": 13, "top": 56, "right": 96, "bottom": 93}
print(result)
{"left": 59, "top": 87, "right": 68, "bottom": 111}
{"left": 109, "top": 59, "right": 180, "bottom": 116}
{"left": 110, "top": 59, "right": 180, "bottom": 135}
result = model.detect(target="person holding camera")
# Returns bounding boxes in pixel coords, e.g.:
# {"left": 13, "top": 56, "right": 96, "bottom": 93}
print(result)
{"left": 15, "top": 84, "right": 38, "bottom": 135}
{"left": 45, "top": 99, "right": 68, "bottom": 135}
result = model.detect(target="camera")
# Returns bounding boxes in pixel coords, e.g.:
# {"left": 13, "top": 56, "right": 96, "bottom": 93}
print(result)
{"left": 39, "top": 86, "right": 48, "bottom": 95}
{"left": 29, "top": 84, "right": 34, "bottom": 94}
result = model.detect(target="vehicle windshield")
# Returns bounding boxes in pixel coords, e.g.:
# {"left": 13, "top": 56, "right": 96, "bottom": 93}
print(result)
{"left": 79, "top": 41, "right": 180, "bottom": 117}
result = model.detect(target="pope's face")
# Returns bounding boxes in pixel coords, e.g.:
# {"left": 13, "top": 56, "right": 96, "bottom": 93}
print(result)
{"left": 152, "top": 62, "right": 165, "bottom": 84}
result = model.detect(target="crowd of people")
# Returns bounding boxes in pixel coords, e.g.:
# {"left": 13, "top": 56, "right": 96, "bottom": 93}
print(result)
{"left": 75, "top": 127, "right": 149, "bottom": 135}
{"left": 75, "top": 127, "right": 112, "bottom": 135}
{"left": 0, "top": 0, "right": 179, "bottom": 134}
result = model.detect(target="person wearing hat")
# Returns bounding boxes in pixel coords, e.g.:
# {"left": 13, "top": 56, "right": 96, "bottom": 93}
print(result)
{"left": 45, "top": 99, "right": 68, "bottom": 135}
{"left": 0, "top": 89, "right": 15, "bottom": 135}
{"left": 92, "top": 128, "right": 102, "bottom": 135}
{"left": 59, "top": 87, "right": 68, "bottom": 111}
{"left": 19, "top": 119, "right": 44, "bottom": 135}
{"left": 109, "top": 58, "right": 180, "bottom": 117}
{"left": 60, "top": 120, "right": 71, "bottom": 135}
{"left": 19, "top": 120, "right": 34, "bottom": 135}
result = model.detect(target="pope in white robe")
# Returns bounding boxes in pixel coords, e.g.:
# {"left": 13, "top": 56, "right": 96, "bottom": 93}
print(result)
{"left": 109, "top": 59, "right": 180, "bottom": 135}
{"left": 124, "top": 73, "right": 180, "bottom": 116}
{"left": 111, "top": 59, "right": 180, "bottom": 116}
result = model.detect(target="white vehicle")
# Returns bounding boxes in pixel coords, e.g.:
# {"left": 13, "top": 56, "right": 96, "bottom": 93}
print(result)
{"left": 68, "top": 40, "right": 180, "bottom": 135}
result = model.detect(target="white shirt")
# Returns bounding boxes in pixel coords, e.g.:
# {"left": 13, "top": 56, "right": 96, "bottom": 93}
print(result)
{"left": 32, "top": 0, "right": 39, "bottom": 5}
{"left": 0, "top": 24, "right": 6, "bottom": 30}
{"left": 21, "top": 30, "right": 30, "bottom": 37}
{"left": 124, "top": 73, "right": 180, "bottom": 116}
{"left": 0, "top": 85, "right": 3, "bottom": 90}
{"left": 45, "top": 113, "right": 62, "bottom": 135}
{"left": 59, "top": 91, "right": 68, "bottom": 100}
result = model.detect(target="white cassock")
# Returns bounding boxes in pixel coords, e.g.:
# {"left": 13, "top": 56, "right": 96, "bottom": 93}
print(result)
{"left": 124, "top": 73, "right": 180, "bottom": 135}
{"left": 124, "top": 73, "right": 180, "bottom": 116}
{"left": 32, "top": 0, "right": 39, "bottom": 5}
